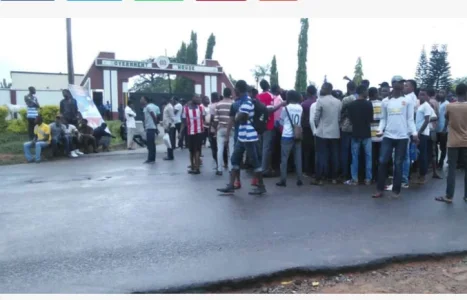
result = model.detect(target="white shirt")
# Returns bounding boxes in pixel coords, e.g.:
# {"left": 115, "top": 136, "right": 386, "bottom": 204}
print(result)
{"left": 65, "top": 124, "right": 78, "bottom": 135}
{"left": 378, "top": 95, "right": 417, "bottom": 139}
{"left": 125, "top": 106, "right": 136, "bottom": 129}
{"left": 415, "top": 101, "right": 432, "bottom": 136}
{"left": 280, "top": 103, "right": 303, "bottom": 139}
{"left": 309, "top": 102, "right": 317, "bottom": 135}
{"left": 174, "top": 103, "right": 183, "bottom": 124}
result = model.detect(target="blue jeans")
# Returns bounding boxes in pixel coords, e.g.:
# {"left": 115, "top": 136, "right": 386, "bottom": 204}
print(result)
{"left": 340, "top": 132, "right": 352, "bottom": 179}
{"left": 146, "top": 129, "right": 156, "bottom": 162}
{"left": 315, "top": 137, "right": 339, "bottom": 180}
{"left": 51, "top": 136, "right": 71, "bottom": 155}
{"left": 280, "top": 139, "right": 303, "bottom": 182}
{"left": 351, "top": 138, "right": 372, "bottom": 182}
{"left": 402, "top": 142, "right": 411, "bottom": 184}
{"left": 24, "top": 141, "right": 49, "bottom": 162}
{"left": 261, "top": 130, "right": 275, "bottom": 173}
{"left": 377, "top": 138, "right": 409, "bottom": 194}
{"left": 231, "top": 141, "right": 262, "bottom": 173}
{"left": 418, "top": 135, "right": 429, "bottom": 177}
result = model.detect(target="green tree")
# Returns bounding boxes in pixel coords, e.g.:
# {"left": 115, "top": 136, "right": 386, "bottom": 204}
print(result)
{"left": 205, "top": 33, "right": 216, "bottom": 60}
{"left": 251, "top": 64, "right": 270, "bottom": 89}
{"left": 186, "top": 31, "right": 198, "bottom": 64}
{"left": 270, "top": 55, "right": 279, "bottom": 86}
{"left": 353, "top": 57, "right": 363, "bottom": 86}
{"left": 452, "top": 77, "right": 467, "bottom": 91}
{"left": 175, "top": 42, "right": 187, "bottom": 64}
{"left": 415, "top": 46, "right": 429, "bottom": 88}
{"left": 426, "top": 44, "right": 452, "bottom": 90}
{"left": 295, "top": 18, "right": 309, "bottom": 92}
{"left": 173, "top": 41, "right": 194, "bottom": 94}
{"left": 0, "top": 78, "right": 11, "bottom": 88}
{"left": 131, "top": 74, "right": 172, "bottom": 93}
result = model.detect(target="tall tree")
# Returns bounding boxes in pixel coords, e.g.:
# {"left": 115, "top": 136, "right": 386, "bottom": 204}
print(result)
{"left": 173, "top": 40, "right": 194, "bottom": 94}
{"left": 205, "top": 33, "right": 216, "bottom": 60}
{"left": 0, "top": 78, "right": 11, "bottom": 88}
{"left": 66, "top": 18, "right": 75, "bottom": 84}
{"left": 294, "top": 18, "right": 309, "bottom": 92}
{"left": 175, "top": 42, "right": 188, "bottom": 64}
{"left": 270, "top": 55, "right": 279, "bottom": 86}
{"left": 426, "top": 44, "right": 453, "bottom": 90}
{"left": 251, "top": 64, "right": 270, "bottom": 89}
{"left": 452, "top": 77, "right": 467, "bottom": 91}
{"left": 415, "top": 46, "right": 429, "bottom": 88}
{"left": 131, "top": 74, "right": 172, "bottom": 93}
{"left": 353, "top": 57, "right": 363, "bottom": 86}
{"left": 186, "top": 31, "right": 198, "bottom": 65}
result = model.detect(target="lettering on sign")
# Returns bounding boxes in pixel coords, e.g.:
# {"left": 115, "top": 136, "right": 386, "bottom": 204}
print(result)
{"left": 97, "top": 59, "right": 153, "bottom": 69}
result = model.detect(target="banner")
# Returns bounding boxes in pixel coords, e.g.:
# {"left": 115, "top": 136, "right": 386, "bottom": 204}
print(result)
{"left": 68, "top": 84, "right": 104, "bottom": 129}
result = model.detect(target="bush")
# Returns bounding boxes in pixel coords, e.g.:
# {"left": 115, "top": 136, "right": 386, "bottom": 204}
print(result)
{"left": 19, "top": 108, "right": 27, "bottom": 121}
{"left": 107, "top": 120, "right": 123, "bottom": 146}
{"left": 40, "top": 105, "right": 60, "bottom": 124}
{"left": 6, "top": 119, "right": 27, "bottom": 134}
{"left": 0, "top": 106, "right": 8, "bottom": 133}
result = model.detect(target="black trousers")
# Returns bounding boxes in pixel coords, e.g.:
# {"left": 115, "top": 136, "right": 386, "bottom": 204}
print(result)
{"left": 302, "top": 127, "right": 315, "bottom": 176}
{"left": 208, "top": 132, "right": 218, "bottom": 165}
{"left": 437, "top": 132, "right": 448, "bottom": 168}
{"left": 27, "top": 118, "right": 36, "bottom": 140}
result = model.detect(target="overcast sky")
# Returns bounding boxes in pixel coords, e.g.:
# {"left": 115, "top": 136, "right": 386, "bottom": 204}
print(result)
{"left": 0, "top": 18, "right": 466, "bottom": 91}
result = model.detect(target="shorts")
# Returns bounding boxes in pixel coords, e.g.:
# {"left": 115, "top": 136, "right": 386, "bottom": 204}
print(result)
{"left": 187, "top": 133, "right": 203, "bottom": 153}
{"left": 231, "top": 140, "right": 262, "bottom": 173}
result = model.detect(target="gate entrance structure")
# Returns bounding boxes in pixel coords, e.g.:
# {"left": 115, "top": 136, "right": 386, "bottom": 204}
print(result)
{"left": 80, "top": 52, "right": 234, "bottom": 119}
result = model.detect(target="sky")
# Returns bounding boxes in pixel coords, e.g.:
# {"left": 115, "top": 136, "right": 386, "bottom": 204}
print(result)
{"left": 0, "top": 18, "right": 466, "bottom": 91}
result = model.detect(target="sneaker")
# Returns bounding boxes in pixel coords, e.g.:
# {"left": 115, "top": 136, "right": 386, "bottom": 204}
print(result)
{"left": 364, "top": 179, "right": 372, "bottom": 186}
{"left": 70, "top": 151, "right": 78, "bottom": 158}
{"left": 251, "top": 178, "right": 259, "bottom": 186}
{"left": 345, "top": 180, "right": 357, "bottom": 186}
{"left": 215, "top": 171, "right": 223, "bottom": 176}
{"left": 75, "top": 150, "right": 84, "bottom": 155}
{"left": 385, "top": 184, "right": 393, "bottom": 191}
{"left": 276, "top": 181, "right": 286, "bottom": 187}
{"left": 144, "top": 160, "right": 155, "bottom": 164}
{"left": 401, "top": 183, "right": 409, "bottom": 189}
{"left": 234, "top": 180, "right": 242, "bottom": 189}
{"left": 249, "top": 185, "right": 266, "bottom": 195}
{"left": 217, "top": 184, "right": 235, "bottom": 194}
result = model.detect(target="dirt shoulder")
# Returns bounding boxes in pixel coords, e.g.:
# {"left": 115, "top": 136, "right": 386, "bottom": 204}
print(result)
{"left": 214, "top": 255, "right": 467, "bottom": 294}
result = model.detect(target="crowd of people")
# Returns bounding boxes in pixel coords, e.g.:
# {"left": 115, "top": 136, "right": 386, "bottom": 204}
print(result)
{"left": 129, "top": 76, "right": 467, "bottom": 202}
{"left": 23, "top": 87, "right": 116, "bottom": 163}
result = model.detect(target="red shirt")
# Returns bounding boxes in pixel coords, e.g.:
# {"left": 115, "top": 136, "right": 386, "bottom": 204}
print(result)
{"left": 183, "top": 105, "right": 205, "bottom": 135}
{"left": 257, "top": 91, "right": 274, "bottom": 131}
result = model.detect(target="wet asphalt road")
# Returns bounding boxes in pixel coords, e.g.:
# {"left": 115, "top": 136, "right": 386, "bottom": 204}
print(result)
{"left": 2, "top": 148, "right": 467, "bottom": 293}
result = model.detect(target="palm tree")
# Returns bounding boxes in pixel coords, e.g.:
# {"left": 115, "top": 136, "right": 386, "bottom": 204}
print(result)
{"left": 66, "top": 18, "right": 75, "bottom": 84}
{"left": 251, "top": 64, "right": 271, "bottom": 88}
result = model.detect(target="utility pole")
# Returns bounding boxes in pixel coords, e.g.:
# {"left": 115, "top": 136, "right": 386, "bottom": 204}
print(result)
{"left": 165, "top": 49, "right": 172, "bottom": 95}
{"left": 66, "top": 18, "right": 75, "bottom": 84}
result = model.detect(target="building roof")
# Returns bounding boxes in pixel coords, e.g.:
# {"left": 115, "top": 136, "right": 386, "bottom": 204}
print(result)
{"left": 10, "top": 71, "right": 85, "bottom": 76}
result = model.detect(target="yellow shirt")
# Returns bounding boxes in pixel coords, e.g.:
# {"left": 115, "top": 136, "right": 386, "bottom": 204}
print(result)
{"left": 34, "top": 123, "right": 51, "bottom": 144}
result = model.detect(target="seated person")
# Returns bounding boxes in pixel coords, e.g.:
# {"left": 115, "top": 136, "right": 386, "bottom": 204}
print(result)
{"left": 23, "top": 115, "right": 51, "bottom": 163}
{"left": 64, "top": 119, "right": 83, "bottom": 157}
{"left": 78, "top": 119, "right": 97, "bottom": 154}
{"left": 93, "top": 123, "right": 116, "bottom": 152}
{"left": 50, "top": 115, "right": 74, "bottom": 158}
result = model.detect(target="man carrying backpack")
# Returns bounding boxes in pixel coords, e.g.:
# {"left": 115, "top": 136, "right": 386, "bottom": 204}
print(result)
{"left": 217, "top": 80, "right": 267, "bottom": 195}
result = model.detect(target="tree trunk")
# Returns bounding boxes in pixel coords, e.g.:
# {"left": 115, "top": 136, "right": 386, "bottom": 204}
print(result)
{"left": 66, "top": 18, "right": 75, "bottom": 85}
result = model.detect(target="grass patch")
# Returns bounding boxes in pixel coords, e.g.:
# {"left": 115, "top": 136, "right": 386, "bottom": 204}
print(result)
{"left": 0, "top": 133, "right": 29, "bottom": 155}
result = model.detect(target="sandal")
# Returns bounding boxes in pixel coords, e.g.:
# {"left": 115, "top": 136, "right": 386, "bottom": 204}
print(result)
{"left": 435, "top": 196, "right": 453, "bottom": 204}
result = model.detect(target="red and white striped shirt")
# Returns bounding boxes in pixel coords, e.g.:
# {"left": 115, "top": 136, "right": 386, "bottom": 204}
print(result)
{"left": 182, "top": 104, "right": 206, "bottom": 135}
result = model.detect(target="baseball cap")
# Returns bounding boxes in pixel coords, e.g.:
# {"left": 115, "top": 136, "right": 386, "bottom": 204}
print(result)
{"left": 391, "top": 76, "right": 406, "bottom": 83}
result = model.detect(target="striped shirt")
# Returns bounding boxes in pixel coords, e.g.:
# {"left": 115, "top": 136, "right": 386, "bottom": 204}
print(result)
{"left": 214, "top": 98, "right": 234, "bottom": 128}
{"left": 237, "top": 97, "right": 258, "bottom": 142}
{"left": 371, "top": 100, "right": 382, "bottom": 142}
{"left": 24, "top": 94, "right": 39, "bottom": 119}
{"left": 182, "top": 104, "right": 205, "bottom": 135}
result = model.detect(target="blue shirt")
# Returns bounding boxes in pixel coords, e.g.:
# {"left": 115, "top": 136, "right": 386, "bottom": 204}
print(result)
{"left": 237, "top": 96, "right": 258, "bottom": 142}
{"left": 437, "top": 101, "right": 448, "bottom": 132}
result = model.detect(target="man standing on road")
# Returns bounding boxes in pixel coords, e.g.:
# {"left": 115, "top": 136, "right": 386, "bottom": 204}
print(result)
{"left": 218, "top": 80, "right": 266, "bottom": 195}
{"left": 313, "top": 82, "right": 342, "bottom": 185}
{"left": 435, "top": 84, "right": 467, "bottom": 204}
{"left": 340, "top": 81, "right": 357, "bottom": 182}
{"left": 24, "top": 86, "right": 40, "bottom": 140}
{"left": 257, "top": 79, "right": 275, "bottom": 177}
{"left": 60, "top": 89, "right": 79, "bottom": 126}
{"left": 347, "top": 85, "right": 374, "bottom": 186}
{"left": 401, "top": 79, "right": 418, "bottom": 188}
{"left": 182, "top": 94, "right": 206, "bottom": 175}
{"left": 173, "top": 97, "right": 183, "bottom": 148}
{"left": 373, "top": 76, "right": 418, "bottom": 199}
{"left": 301, "top": 85, "right": 317, "bottom": 177}
{"left": 125, "top": 100, "right": 137, "bottom": 150}
{"left": 214, "top": 88, "right": 234, "bottom": 176}
{"left": 162, "top": 97, "right": 176, "bottom": 161}
{"left": 436, "top": 89, "right": 449, "bottom": 169}
{"left": 141, "top": 96, "right": 159, "bottom": 164}
{"left": 415, "top": 88, "right": 433, "bottom": 185}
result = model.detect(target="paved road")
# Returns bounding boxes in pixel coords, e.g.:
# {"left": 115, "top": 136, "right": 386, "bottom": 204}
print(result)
{"left": 2, "top": 148, "right": 467, "bottom": 293}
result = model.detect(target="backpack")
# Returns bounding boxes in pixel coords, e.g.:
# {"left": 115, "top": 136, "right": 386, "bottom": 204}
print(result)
{"left": 252, "top": 100, "right": 269, "bottom": 135}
